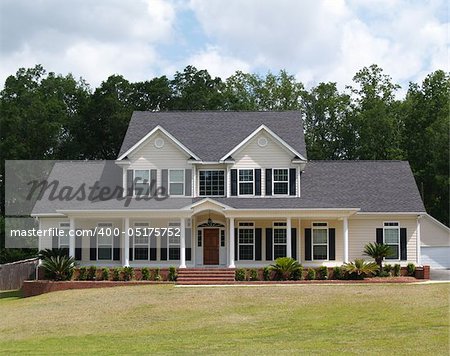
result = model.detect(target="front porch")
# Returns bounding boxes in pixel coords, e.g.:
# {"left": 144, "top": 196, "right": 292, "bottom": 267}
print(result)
{"left": 45, "top": 201, "right": 357, "bottom": 269}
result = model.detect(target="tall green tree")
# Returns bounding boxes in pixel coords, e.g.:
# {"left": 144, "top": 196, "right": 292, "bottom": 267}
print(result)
{"left": 401, "top": 70, "right": 450, "bottom": 225}
{"left": 348, "top": 64, "right": 404, "bottom": 160}
{"left": 302, "top": 82, "right": 356, "bottom": 159}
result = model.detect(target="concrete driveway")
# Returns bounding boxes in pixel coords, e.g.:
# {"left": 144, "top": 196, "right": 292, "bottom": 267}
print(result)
{"left": 430, "top": 269, "right": 450, "bottom": 281}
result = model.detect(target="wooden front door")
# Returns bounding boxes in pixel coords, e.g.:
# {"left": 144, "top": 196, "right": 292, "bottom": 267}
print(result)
{"left": 203, "top": 228, "right": 220, "bottom": 265}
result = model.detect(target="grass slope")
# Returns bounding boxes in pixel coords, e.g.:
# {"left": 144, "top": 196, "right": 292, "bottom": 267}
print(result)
{"left": 0, "top": 284, "right": 448, "bottom": 355}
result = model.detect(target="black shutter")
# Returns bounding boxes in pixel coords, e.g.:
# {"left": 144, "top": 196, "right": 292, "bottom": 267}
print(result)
{"left": 400, "top": 228, "right": 407, "bottom": 260}
{"left": 291, "top": 228, "right": 297, "bottom": 260}
{"left": 129, "top": 235, "right": 133, "bottom": 261}
{"left": 329, "top": 228, "right": 336, "bottom": 261}
{"left": 161, "top": 233, "right": 167, "bottom": 261}
{"left": 150, "top": 248, "right": 157, "bottom": 261}
{"left": 289, "top": 168, "right": 296, "bottom": 196}
{"left": 234, "top": 228, "right": 238, "bottom": 261}
{"left": 127, "top": 169, "right": 134, "bottom": 196}
{"left": 186, "top": 248, "right": 191, "bottom": 261}
{"left": 231, "top": 169, "right": 238, "bottom": 196}
{"left": 185, "top": 169, "right": 192, "bottom": 196}
{"left": 265, "top": 169, "right": 272, "bottom": 196}
{"left": 305, "top": 228, "right": 312, "bottom": 261}
{"left": 75, "top": 231, "right": 82, "bottom": 261}
{"left": 150, "top": 169, "right": 157, "bottom": 196}
{"left": 265, "top": 228, "right": 273, "bottom": 260}
{"left": 161, "top": 169, "right": 168, "bottom": 196}
{"left": 255, "top": 228, "right": 262, "bottom": 260}
{"left": 255, "top": 169, "right": 261, "bottom": 196}
{"left": 113, "top": 234, "right": 120, "bottom": 261}
{"left": 376, "top": 228, "right": 383, "bottom": 244}
{"left": 90, "top": 232, "right": 97, "bottom": 261}
{"left": 52, "top": 234, "right": 58, "bottom": 250}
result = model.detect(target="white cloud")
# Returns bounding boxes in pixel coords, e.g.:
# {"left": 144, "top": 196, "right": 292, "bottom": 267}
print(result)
{"left": 189, "top": 0, "right": 448, "bottom": 90}
{"left": 0, "top": 0, "right": 177, "bottom": 87}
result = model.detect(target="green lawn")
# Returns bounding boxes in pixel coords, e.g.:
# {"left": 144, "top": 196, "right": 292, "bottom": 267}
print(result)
{"left": 0, "top": 284, "right": 448, "bottom": 355}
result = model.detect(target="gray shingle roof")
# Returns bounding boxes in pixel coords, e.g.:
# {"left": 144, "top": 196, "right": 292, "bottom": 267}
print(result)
{"left": 31, "top": 160, "right": 425, "bottom": 214}
{"left": 118, "top": 111, "right": 307, "bottom": 161}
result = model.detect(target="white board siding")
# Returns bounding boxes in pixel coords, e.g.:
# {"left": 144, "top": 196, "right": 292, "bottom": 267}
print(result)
{"left": 421, "top": 215, "right": 450, "bottom": 247}
{"left": 231, "top": 132, "right": 297, "bottom": 196}
{"left": 348, "top": 217, "right": 417, "bottom": 264}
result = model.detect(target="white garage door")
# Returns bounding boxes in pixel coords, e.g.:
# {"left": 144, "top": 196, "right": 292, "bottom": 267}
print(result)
{"left": 421, "top": 247, "right": 450, "bottom": 269}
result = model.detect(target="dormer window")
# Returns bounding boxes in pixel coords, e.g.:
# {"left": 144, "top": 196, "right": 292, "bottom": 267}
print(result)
{"left": 169, "top": 170, "right": 184, "bottom": 196}
{"left": 135, "top": 170, "right": 149, "bottom": 196}
{"left": 273, "top": 169, "right": 289, "bottom": 195}
{"left": 238, "top": 169, "right": 254, "bottom": 195}
{"left": 199, "top": 170, "right": 225, "bottom": 196}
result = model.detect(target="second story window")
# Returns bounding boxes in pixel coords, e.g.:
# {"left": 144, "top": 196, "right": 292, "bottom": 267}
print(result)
{"left": 135, "top": 170, "right": 149, "bottom": 196}
{"left": 199, "top": 170, "right": 225, "bottom": 196}
{"left": 169, "top": 170, "right": 184, "bottom": 196}
{"left": 239, "top": 169, "right": 254, "bottom": 195}
{"left": 273, "top": 169, "right": 289, "bottom": 195}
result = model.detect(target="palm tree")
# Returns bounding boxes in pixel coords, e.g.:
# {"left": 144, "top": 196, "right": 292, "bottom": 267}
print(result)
{"left": 343, "top": 259, "right": 379, "bottom": 279}
{"left": 270, "top": 257, "right": 302, "bottom": 280}
{"left": 41, "top": 255, "right": 76, "bottom": 281}
{"left": 364, "top": 242, "right": 391, "bottom": 271}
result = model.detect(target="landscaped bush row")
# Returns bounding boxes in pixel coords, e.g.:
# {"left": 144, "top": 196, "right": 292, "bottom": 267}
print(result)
{"left": 234, "top": 258, "right": 417, "bottom": 281}
{"left": 74, "top": 266, "right": 179, "bottom": 281}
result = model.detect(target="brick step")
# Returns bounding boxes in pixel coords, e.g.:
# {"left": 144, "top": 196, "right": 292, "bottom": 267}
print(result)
{"left": 178, "top": 281, "right": 238, "bottom": 285}
{"left": 179, "top": 268, "right": 234, "bottom": 272}
{"left": 178, "top": 277, "right": 235, "bottom": 282}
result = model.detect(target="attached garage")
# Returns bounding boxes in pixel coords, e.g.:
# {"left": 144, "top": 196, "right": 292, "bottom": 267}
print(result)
{"left": 420, "top": 214, "right": 450, "bottom": 269}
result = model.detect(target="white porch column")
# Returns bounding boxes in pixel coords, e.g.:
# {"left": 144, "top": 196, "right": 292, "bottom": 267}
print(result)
{"left": 228, "top": 217, "right": 235, "bottom": 268}
{"left": 124, "top": 217, "right": 130, "bottom": 267}
{"left": 179, "top": 218, "right": 186, "bottom": 268}
{"left": 416, "top": 215, "right": 421, "bottom": 265}
{"left": 343, "top": 216, "right": 349, "bottom": 263}
{"left": 69, "top": 217, "right": 75, "bottom": 258}
{"left": 297, "top": 218, "right": 301, "bottom": 262}
{"left": 286, "top": 217, "right": 292, "bottom": 258}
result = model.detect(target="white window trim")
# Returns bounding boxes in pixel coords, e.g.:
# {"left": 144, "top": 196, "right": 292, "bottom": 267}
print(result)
{"left": 238, "top": 222, "right": 255, "bottom": 261}
{"left": 273, "top": 222, "right": 287, "bottom": 259}
{"left": 168, "top": 221, "right": 181, "bottom": 260}
{"left": 198, "top": 169, "right": 226, "bottom": 197}
{"left": 96, "top": 222, "right": 113, "bottom": 261}
{"left": 134, "top": 222, "right": 150, "bottom": 261}
{"left": 272, "top": 168, "right": 290, "bottom": 196}
{"left": 169, "top": 169, "right": 185, "bottom": 196}
{"left": 383, "top": 221, "right": 400, "bottom": 261}
{"left": 58, "top": 222, "right": 70, "bottom": 249}
{"left": 133, "top": 169, "right": 150, "bottom": 197}
{"left": 238, "top": 169, "right": 255, "bottom": 196}
{"left": 312, "top": 222, "right": 329, "bottom": 261}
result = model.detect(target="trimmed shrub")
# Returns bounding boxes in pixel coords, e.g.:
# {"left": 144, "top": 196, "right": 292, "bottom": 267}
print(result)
{"left": 333, "top": 266, "right": 344, "bottom": 280}
{"left": 87, "top": 266, "right": 97, "bottom": 281}
{"left": 316, "top": 266, "right": 328, "bottom": 280}
{"left": 101, "top": 267, "right": 110, "bottom": 281}
{"left": 78, "top": 266, "right": 87, "bottom": 281}
{"left": 235, "top": 268, "right": 246, "bottom": 281}
{"left": 249, "top": 268, "right": 258, "bottom": 281}
{"left": 393, "top": 264, "right": 401, "bottom": 277}
{"left": 112, "top": 267, "right": 121, "bottom": 281}
{"left": 292, "top": 265, "right": 303, "bottom": 280}
{"left": 378, "top": 270, "right": 390, "bottom": 277}
{"left": 407, "top": 263, "right": 416, "bottom": 277}
{"left": 263, "top": 266, "right": 271, "bottom": 281}
{"left": 383, "top": 264, "right": 393, "bottom": 276}
{"left": 141, "top": 267, "right": 150, "bottom": 281}
{"left": 168, "top": 266, "right": 177, "bottom": 281}
{"left": 153, "top": 268, "right": 161, "bottom": 281}
{"left": 123, "top": 267, "right": 134, "bottom": 281}
{"left": 306, "top": 268, "right": 316, "bottom": 280}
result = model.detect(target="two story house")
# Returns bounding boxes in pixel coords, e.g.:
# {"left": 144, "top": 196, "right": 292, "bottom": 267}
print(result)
{"left": 33, "top": 111, "right": 430, "bottom": 269}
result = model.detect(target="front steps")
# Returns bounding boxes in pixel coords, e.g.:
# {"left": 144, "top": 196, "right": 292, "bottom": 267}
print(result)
{"left": 177, "top": 268, "right": 235, "bottom": 285}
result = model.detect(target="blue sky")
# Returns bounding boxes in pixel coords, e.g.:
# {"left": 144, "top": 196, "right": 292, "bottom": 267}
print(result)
{"left": 0, "top": 0, "right": 448, "bottom": 93}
